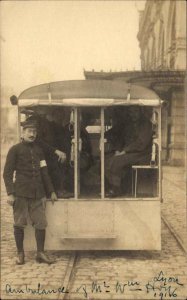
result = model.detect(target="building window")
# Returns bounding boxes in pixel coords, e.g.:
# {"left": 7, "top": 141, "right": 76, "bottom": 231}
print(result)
{"left": 152, "top": 38, "right": 156, "bottom": 69}
{"left": 168, "top": 2, "right": 176, "bottom": 69}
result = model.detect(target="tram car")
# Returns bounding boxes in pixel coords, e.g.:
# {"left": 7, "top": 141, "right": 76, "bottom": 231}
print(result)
{"left": 11, "top": 80, "right": 163, "bottom": 250}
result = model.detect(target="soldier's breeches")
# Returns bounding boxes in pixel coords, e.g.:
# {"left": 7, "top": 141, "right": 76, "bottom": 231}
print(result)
{"left": 13, "top": 197, "right": 47, "bottom": 229}
{"left": 105, "top": 152, "right": 151, "bottom": 188}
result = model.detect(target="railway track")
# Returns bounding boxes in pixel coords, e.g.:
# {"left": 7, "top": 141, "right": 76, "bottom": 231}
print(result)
{"left": 162, "top": 215, "right": 187, "bottom": 253}
{"left": 58, "top": 252, "right": 78, "bottom": 300}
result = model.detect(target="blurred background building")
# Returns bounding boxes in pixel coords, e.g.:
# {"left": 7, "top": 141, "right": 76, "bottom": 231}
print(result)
{"left": 1, "top": 86, "right": 18, "bottom": 144}
{"left": 85, "top": 0, "right": 186, "bottom": 167}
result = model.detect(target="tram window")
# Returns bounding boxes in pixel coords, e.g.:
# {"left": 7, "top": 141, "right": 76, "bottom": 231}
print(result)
{"left": 103, "top": 106, "right": 159, "bottom": 198}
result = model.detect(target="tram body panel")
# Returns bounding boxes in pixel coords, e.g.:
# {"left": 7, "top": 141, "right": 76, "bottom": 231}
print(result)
{"left": 24, "top": 200, "right": 161, "bottom": 250}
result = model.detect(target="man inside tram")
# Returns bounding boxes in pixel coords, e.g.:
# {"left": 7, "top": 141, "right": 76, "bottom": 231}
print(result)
{"left": 105, "top": 106, "right": 153, "bottom": 197}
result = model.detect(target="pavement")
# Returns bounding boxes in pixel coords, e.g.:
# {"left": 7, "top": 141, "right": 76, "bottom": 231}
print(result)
{"left": 1, "top": 143, "right": 187, "bottom": 300}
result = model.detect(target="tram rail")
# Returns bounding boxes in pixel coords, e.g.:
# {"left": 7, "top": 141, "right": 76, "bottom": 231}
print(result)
{"left": 58, "top": 252, "right": 78, "bottom": 300}
{"left": 161, "top": 215, "right": 187, "bottom": 253}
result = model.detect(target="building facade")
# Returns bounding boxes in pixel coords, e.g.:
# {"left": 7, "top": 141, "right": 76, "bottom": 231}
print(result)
{"left": 138, "top": 0, "right": 186, "bottom": 71}
{"left": 85, "top": 0, "right": 186, "bottom": 166}
{"left": 137, "top": 0, "right": 186, "bottom": 166}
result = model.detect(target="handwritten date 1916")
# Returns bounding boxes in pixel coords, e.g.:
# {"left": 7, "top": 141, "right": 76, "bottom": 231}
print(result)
{"left": 146, "top": 271, "right": 184, "bottom": 300}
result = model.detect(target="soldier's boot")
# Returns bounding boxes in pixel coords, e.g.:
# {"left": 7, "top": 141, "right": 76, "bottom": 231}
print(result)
{"left": 16, "top": 252, "right": 25, "bottom": 265}
{"left": 105, "top": 185, "right": 122, "bottom": 198}
{"left": 14, "top": 226, "right": 25, "bottom": 265}
{"left": 35, "top": 229, "right": 55, "bottom": 264}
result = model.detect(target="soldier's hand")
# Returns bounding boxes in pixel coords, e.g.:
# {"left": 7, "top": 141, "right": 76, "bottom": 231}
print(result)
{"left": 55, "top": 150, "right": 66, "bottom": 163}
{"left": 114, "top": 150, "right": 126, "bottom": 156}
{"left": 41, "top": 197, "right": 47, "bottom": 209}
{"left": 51, "top": 192, "right": 58, "bottom": 205}
{"left": 7, "top": 194, "right": 15, "bottom": 206}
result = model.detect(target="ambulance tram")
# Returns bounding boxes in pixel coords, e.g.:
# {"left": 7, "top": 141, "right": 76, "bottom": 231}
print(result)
{"left": 11, "top": 80, "right": 163, "bottom": 250}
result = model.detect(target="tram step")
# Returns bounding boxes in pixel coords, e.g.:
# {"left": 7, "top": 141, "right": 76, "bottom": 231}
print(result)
{"left": 60, "top": 234, "right": 117, "bottom": 239}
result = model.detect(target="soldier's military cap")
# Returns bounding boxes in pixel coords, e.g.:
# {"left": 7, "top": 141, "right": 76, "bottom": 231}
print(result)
{"left": 21, "top": 118, "right": 38, "bottom": 129}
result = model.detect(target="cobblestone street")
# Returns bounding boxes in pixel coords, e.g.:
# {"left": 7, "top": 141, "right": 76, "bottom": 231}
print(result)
{"left": 1, "top": 144, "right": 187, "bottom": 300}
{"left": 162, "top": 166, "right": 187, "bottom": 251}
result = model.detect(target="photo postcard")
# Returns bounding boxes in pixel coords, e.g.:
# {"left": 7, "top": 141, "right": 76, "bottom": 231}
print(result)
{"left": 1, "top": 1, "right": 186, "bottom": 299}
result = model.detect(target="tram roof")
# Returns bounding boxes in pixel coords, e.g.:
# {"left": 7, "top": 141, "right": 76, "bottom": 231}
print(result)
{"left": 18, "top": 80, "right": 161, "bottom": 106}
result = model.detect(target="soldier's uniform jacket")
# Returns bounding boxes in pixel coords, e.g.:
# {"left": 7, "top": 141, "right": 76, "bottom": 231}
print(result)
{"left": 105, "top": 122, "right": 127, "bottom": 152}
{"left": 124, "top": 117, "right": 152, "bottom": 153}
{"left": 3, "top": 141, "right": 54, "bottom": 199}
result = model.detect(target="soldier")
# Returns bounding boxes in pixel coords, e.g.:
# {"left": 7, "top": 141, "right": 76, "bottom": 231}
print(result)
{"left": 105, "top": 106, "right": 153, "bottom": 197}
{"left": 23, "top": 111, "right": 67, "bottom": 196}
{"left": 3, "top": 119, "right": 58, "bottom": 265}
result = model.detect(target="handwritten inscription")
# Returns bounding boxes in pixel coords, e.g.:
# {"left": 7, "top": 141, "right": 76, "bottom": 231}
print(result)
{"left": 146, "top": 271, "right": 184, "bottom": 300}
{"left": 5, "top": 271, "right": 184, "bottom": 299}
{"left": 115, "top": 280, "right": 141, "bottom": 293}
{"left": 6, "top": 283, "right": 69, "bottom": 295}
{"left": 76, "top": 280, "right": 141, "bottom": 298}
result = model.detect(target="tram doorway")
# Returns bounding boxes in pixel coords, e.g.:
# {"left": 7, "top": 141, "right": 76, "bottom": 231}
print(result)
{"left": 19, "top": 104, "right": 160, "bottom": 200}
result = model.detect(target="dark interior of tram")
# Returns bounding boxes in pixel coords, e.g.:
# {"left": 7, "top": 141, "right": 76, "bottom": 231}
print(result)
{"left": 20, "top": 105, "right": 159, "bottom": 199}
